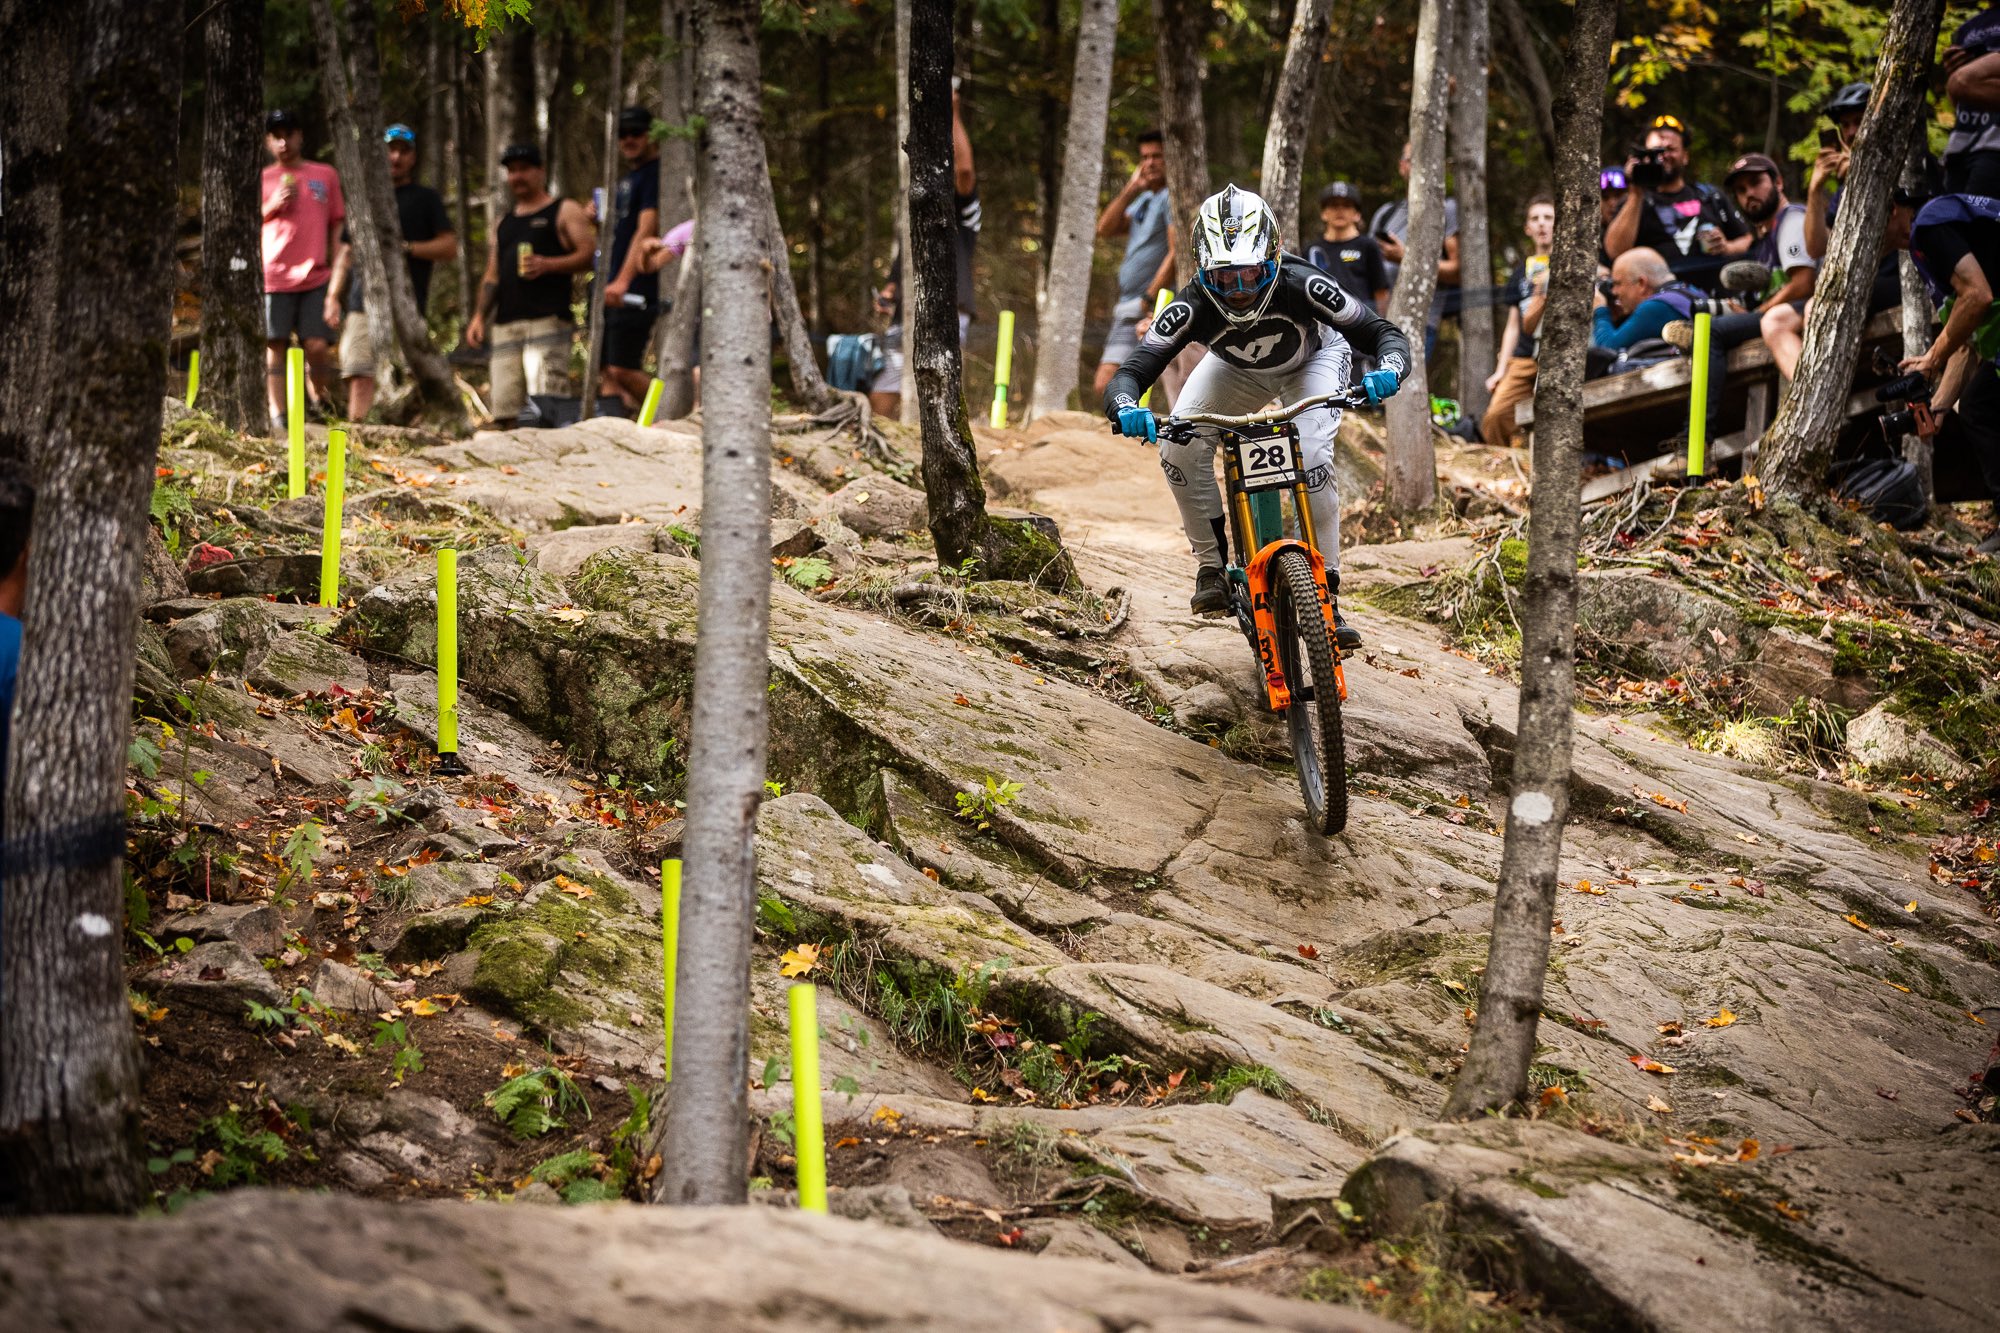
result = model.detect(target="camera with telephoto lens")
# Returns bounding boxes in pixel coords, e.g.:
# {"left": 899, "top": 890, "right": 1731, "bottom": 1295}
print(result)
{"left": 1872, "top": 350, "right": 1936, "bottom": 441}
{"left": 1630, "top": 146, "right": 1669, "bottom": 189}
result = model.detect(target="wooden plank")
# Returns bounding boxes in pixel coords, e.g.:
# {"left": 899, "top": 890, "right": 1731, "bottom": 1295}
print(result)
{"left": 1577, "top": 430, "right": 1752, "bottom": 504}
{"left": 1515, "top": 308, "right": 1902, "bottom": 428}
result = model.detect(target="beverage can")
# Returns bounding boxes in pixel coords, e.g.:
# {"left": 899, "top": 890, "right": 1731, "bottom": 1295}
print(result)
{"left": 593, "top": 187, "right": 606, "bottom": 218}
{"left": 281, "top": 172, "right": 296, "bottom": 188}
{"left": 516, "top": 242, "right": 534, "bottom": 274}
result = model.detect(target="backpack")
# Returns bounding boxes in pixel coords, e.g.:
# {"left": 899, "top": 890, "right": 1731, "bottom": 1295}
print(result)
{"left": 824, "top": 334, "right": 885, "bottom": 393}
{"left": 1832, "top": 457, "right": 1928, "bottom": 530}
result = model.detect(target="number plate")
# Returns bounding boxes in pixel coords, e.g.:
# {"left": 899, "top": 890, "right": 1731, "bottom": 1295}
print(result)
{"left": 1233, "top": 430, "right": 1301, "bottom": 493}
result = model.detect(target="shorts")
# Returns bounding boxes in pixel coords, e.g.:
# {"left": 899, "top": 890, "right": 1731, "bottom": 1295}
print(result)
{"left": 338, "top": 309, "right": 376, "bottom": 378}
{"left": 1098, "top": 295, "right": 1150, "bottom": 366}
{"left": 871, "top": 313, "right": 971, "bottom": 395}
{"left": 602, "top": 302, "right": 658, "bottom": 371}
{"left": 265, "top": 285, "right": 333, "bottom": 344}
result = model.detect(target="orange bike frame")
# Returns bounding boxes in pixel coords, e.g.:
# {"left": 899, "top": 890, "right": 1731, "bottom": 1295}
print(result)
{"left": 1243, "top": 537, "right": 1349, "bottom": 713}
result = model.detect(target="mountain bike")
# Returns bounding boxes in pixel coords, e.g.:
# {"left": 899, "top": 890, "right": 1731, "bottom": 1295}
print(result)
{"left": 1159, "top": 390, "right": 1362, "bottom": 836}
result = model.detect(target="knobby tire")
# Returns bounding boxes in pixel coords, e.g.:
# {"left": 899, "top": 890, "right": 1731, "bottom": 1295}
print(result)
{"left": 1273, "top": 547, "right": 1348, "bottom": 836}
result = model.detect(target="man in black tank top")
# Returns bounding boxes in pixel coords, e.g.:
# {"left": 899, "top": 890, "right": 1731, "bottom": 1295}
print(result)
{"left": 465, "top": 143, "right": 595, "bottom": 427}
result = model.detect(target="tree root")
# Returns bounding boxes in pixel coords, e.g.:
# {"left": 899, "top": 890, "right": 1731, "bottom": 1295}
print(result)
{"left": 773, "top": 390, "right": 895, "bottom": 465}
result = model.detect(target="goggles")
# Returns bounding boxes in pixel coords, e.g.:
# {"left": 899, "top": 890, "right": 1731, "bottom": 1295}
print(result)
{"left": 1649, "top": 113, "right": 1688, "bottom": 144}
{"left": 1201, "top": 261, "right": 1275, "bottom": 297}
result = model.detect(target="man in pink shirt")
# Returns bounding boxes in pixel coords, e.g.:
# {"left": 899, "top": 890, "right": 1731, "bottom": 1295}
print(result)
{"left": 261, "top": 109, "right": 344, "bottom": 432}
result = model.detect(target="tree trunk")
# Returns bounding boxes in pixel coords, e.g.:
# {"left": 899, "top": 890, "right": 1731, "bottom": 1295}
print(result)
{"left": 1383, "top": 0, "right": 1455, "bottom": 514}
{"left": 197, "top": 0, "right": 266, "bottom": 434}
{"left": 909, "top": 0, "right": 1075, "bottom": 587}
{"left": 580, "top": 0, "right": 628, "bottom": 422}
{"left": 1442, "top": 0, "right": 1617, "bottom": 1121}
{"left": 1899, "top": 140, "right": 1939, "bottom": 503}
{"left": 449, "top": 28, "right": 476, "bottom": 326}
{"left": 424, "top": 18, "right": 445, "bottom": 190}
{"left": 764, "top": 188, "right": 836, "bottom": 411}
{"left": 0, "top": 0, "right": 68, "bottom": 470}
{"left": 807, "top": 35, "right": 829, "bottom": 334}
{"left": 1259, "top": 0, "right": 1334, "bottom": 251}
{"left": 1036, "top": 0, "right": 1062, "bottom": 290}
{"left": 1496, "top": 0, "right": 1555, "bottom": 170}
{"left": 895, "top": 0, "right": 920, "bottom": 426}
{"left": 655, "top": 0, "right": 769, "bottom": 1208}
{"left": 1450, "top": 0, "right": 1494, "bottom": 420}
{"left": 658, "top": 0, "right": 696, "bottom": 229}
{"left": 1152, "top": 0, "right": 1211, "bottom": 288}
{"left": 1027, "top": 0, "right": 1118, "bottom": 420}
{"left": 1758, "top": 0, "right": 1944, "bottom": 498}
{"left": 0, "top": 0, "right": 180, "bottom": 1214}
{"left": 535, "top": 21, "right": 563, "bottom": 191}
{"left": 1762, "top": 0, "right": 1781, "bottom": 158}
{"left": 657, "top": 240, "right": 702, "bottom": 419}
{"left": 308, "top": 0, "right": 466, "bottom": 426}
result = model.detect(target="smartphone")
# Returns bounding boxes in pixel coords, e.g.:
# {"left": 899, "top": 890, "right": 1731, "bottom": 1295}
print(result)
{"left": 1820, "top": 127, "right": 1843, "bottom": 150}
{"left": 1373, "top": 230, "right": 1395, "bottom": 244}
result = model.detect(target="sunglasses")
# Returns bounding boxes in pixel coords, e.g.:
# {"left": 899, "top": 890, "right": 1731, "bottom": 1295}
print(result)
{"left": 1202, "top": 262, "right": 1275, "bottom": 296}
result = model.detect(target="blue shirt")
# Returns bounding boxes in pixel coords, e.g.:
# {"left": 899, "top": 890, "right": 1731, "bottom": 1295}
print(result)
{"left": 1117, "top": 189, "right": 1171, "bottom": 303}
{"left": 1592, "top": 297, "right": 1679, "bottom": 350}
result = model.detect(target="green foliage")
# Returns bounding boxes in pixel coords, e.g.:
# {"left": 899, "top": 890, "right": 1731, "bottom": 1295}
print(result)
{"left": 150, "top": 479, "right": 197, "bottom": 557}
{"left": 1204, "top": 1064, "right": 1289, "bottom": 1103}
{"left": 280, "top": 820, "right": 326, "bottom": 889}
{"left": 128, "top": 734, "right": 164, "bottom": 779}
{"left": 246, "top": 988, "right": 325, "bottom": 1037}
{"left": 781, "top": 556, "right": 835, "bottom": 590}
{"left": 486, "top": 1064, "right": 591, "bottom": 1139}
{"left": 344, "top": 776, "right": 408, "bottom": 824}
{"left": 756, "top": 892, "right": 798, "bottom": 936}
{"left": 196, "top": 1111, "right": 289, "bottom": 1187}
{"left": 371, "top": 1018, "right": 426, "bottom": 1084}
{"left": 953, "top": 776, "right": 1023, "bottom": 830}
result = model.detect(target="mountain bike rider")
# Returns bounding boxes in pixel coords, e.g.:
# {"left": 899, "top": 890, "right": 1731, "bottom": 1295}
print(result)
{"left": 1103, "top": 185, "right": 1411, "bottom": 647}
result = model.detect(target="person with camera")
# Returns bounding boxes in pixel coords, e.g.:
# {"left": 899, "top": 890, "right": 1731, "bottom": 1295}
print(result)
{"left": 1660, "top": 153, "right": 1822, "bottom": 374}
{"left": 1603, "top": 114, "right": 1750, "bottom": 294}
{"left": 1943, "top": 7, "right": 2000, "bottom": 198}
{"left": 1593, "top": 247, "right": 1728, "bottom": 440}
{"left": 1899, "top": 188, "right": 2000, "bottom": 551}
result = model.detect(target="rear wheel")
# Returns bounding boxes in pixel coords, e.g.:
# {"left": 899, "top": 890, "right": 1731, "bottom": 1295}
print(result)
{"left": 1272, "top": 547, "right": 1348, "bottom": 836}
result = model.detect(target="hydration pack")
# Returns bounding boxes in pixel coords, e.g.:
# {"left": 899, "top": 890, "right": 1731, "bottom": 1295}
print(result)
{"left": 824, "top": 334, "right": 885, "bottom": 392}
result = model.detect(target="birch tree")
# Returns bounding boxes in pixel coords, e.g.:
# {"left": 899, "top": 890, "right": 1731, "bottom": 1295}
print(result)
{"left": 1383, "top": 0, "right": 1455, "bottom": 514}
{"left": 1443, "top": 0, "right": 1616, "bottom": 1120}
{"left": 1152, "top": 0, "right": 1211, "bottom": 287}
{"left": 1450, "top": 0, "right": 1495, "bottom": 421}
{"left": 579, "top": 0, "right": 628, "bottom": 421}
{"left": 655, "top": 0, "right": 769, "bottom": 1207}
{"left": 652, "top": 0, "right": 699, "bottom": 414}
{"left": 1259, "top": 0, "right": 1335, "bottom": 252}
{"left": 198, "top": 0, "right": 267, "bottom": 434}
{"left": 308, "top": 0, "right": 466, "bottom": 427}
{"left": 0, "top": 0, "right": 181, "bottom": 1212}
{"left": 1757, "top": 0, "right": 1944, "bottom": 499}
{"left": 1028, "top": 0, "right": 1119, "bottom": 420}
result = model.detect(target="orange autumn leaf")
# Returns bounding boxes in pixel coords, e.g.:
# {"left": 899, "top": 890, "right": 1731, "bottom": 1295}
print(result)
{"left": 1629, "top": 1055, "right": 1677, "bottom": 1075}
{"left": 1703, "top": 1008, "right": 1737, "bottom": 1029}
{"left": 1297, "top": 943, "right": 1320, "bottom": 960}
{"left": 779, "top": 943, "right": 820, "bottom": 978}
{"left": 1574, "top": 879, "right": 1605, "bottom": 895}
{"left": 1735, "top": 1138, "right": 1760, "bottom": 1162}
{"left": 1844, "top": 913, "right": 1871, "bottom": 932}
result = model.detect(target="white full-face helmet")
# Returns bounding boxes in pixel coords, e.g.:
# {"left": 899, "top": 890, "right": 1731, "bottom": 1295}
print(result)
{"left": 1192, "top": 185, "right": 1281, "bottom": 326}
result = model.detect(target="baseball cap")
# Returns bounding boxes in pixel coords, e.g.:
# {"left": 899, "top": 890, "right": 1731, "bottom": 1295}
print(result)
{"left": 383, "top": 123, "right": 416, "bottom": 145}
{"left": 616, "top": 106, "right": 653, "bottom": 137}
{"left": 1599, "top": 166, "right": 1628, "bottom": 191}
{"left": 500, "top": 142, "right": 543, "bottom": 167}
{"left": 265, "top": 108, "right": 301, "bottom": 133}
{"left": 1723, "top": 152, "right": 1780, "bottom": 185}
{"left": 1318, "top": 181, "right": 1362, "bottom": 207}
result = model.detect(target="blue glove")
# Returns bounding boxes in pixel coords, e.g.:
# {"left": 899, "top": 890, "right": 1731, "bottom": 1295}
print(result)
{"left": 1362, "top": 368, "right": 1401, "bottom": 406}
{"left": 1115, "top": 404, "right": 1158, "bottom": 443}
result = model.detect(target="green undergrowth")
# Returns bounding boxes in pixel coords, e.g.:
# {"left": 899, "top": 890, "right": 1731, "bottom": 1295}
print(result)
{"left": 1301, "top": 1203, "right": 1564, "bottom": 1333}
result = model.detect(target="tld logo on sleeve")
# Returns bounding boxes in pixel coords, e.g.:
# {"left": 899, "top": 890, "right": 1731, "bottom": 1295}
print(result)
{"left": 1145, "top": 300, "right": 1193, "bottom": 346}
{"left": 1304, "top": 274, "right": 1347, "bottom": 316}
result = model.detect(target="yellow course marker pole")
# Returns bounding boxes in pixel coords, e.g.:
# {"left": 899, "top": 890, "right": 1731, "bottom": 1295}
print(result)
{"left": 1139, "top": 287, "right": 1174, "bottom": 409}
{"left": 638, "top": 378, "right": 664, "bottom": 428}
{"left": 287, "top": 346, "right": 307, "bottom": 498}
{"left": 319, "top": 429, "right": 347, "bottom": 608}
{"left": 988, "top": 309, "right": 1016, "bottom": 429}
{"left": 660, "top": 858, "right": 680, "bottom": 1082}
{"left": 185, "top": 350, "right": 200, "bottom": 409}
{"left": 788, "top": 983, "right": 828, "bottom": 1213}
{"left": 1687, "top": 311, "right": 1711, "bottom": 478}
{"left": 435, "top": 548, "right": 468, "bottom": 775}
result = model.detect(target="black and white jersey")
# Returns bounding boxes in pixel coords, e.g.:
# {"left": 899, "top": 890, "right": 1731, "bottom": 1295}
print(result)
{"left": 1103, "top": 257, "right": 1413, "bottom": 417}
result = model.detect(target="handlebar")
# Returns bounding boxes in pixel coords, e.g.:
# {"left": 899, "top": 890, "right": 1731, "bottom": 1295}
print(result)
{"left": 1157, "top": 389, "right": 1366, "bottom": 442}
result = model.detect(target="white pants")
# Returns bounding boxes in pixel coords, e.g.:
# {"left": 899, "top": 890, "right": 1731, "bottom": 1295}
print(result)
{"left": 1158, "top": 336, "right": 1350, "bottom": 572}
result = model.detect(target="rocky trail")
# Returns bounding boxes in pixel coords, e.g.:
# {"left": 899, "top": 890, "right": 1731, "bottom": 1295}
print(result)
{"left": 13, "top": 401, "right": 1997, "bottom": 1331}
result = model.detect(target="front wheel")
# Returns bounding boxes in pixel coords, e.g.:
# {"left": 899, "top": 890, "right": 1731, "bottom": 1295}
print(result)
{"left": 1272, "top": 547, "right": 1348, "bottom": 836}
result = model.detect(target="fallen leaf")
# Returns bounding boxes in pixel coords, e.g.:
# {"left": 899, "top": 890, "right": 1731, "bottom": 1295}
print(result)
{"left": 1735, "top": 1138, "right": 1759, "bottom": 1162}
{"left": 952, "top": 693, "right": 971, "bottom": 706}
{"left": 556, "top": 875, "right": 596, "bottom": 899}
{"left": 1538, "top": 1085, "right": 1568, "bottom": 1107}
{"left": 872, "top": 1106, "right": 904, "bottom": 1126}
{"left": 323, "top": 1032, "right": 363, "bottom": 1056}
{"left": 550, "top": 605, "right": 593, "bottom": 624}
{"left": 1875, "top": 1087, "right": 1899, "bottom": 1101}
{"left": 1657, "top": 1021, "right": 1684, "bottom": 1036}
{"left": 833, "top": 1136, "right": 860, "bottom": 1149}
{"left": 1630, "top": 1056, "right": 1678, "bottom": 1075}
{"left": 779, "top": 943, "right": 821, "bottom": 978}
{"left": 1574, "top": 879, "right": 1606, "bottom": 895}
{"left": 1297, "top": 943, "right": 1320, "bottom": 960}
{"left": 457, "top": 894, "right": 495, "bottom": 908}
{"left": 1703, "top": 1008, "right": 1738, "bottom": 1029}
{"left": 1646, "top": 1095, "right": 1673, "bottom": 1114}
{"left": 921, "top": 867, "right": 940, "bottom": 881}
{"left": 1904, "top": 900, "right": 1918, "bottom": 913}
{"left": 1844, "top": 913, "right": 1871, "bottom": 932}
{"left": 1772, "top": 1200, "right": 1809, "bottom": 1221}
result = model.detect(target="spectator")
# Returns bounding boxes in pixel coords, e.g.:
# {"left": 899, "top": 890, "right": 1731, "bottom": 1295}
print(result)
{"left": 598, "top": 106, "right": 663, "bottom": 414}
{"left": 1660, "top": 153, "right": 1818, "bottom": 374}
{"left": 1307, "top": 182, "right": 1390, "bottom": 313}
{"left": 1481, "top": 194, "right": 1554, "bottom": 449}
{"left": 0, "top": 463, "right": 30, "bottom": 861}
{"left": 1603, "top": 114, "right": 1750, "bottom": 293}
{"left": 1091, "top": 129, "right": 1176, "bottom": 398}
{"left": 463, "top": 144, "right": 595, "bottom": 428}
{"left": 1594, "top": 247, "right": 1727, "bottom": 438}
{"left": 1369, "top": 140, "right": 1460, "bottom": 358}
{"left": 639, "top": 217, "right": 695, "bottom": 276}
{"left": 1597, "top": 167, "right": 1629, "bottom": 269}
{"left": 326, "top": 124, "right": 456, "bottom": 420}
{"left": 1943, "top": 8, "right": 2000, "bottom": 197}
{"left": 1900, "top": 189, "right": 2000, "bottom": 551}
{"left": 260, "top": 108, "right": 344, "bottom": 434}
{"left": 871, "top": 82, "right": 979, "bottom": 417}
